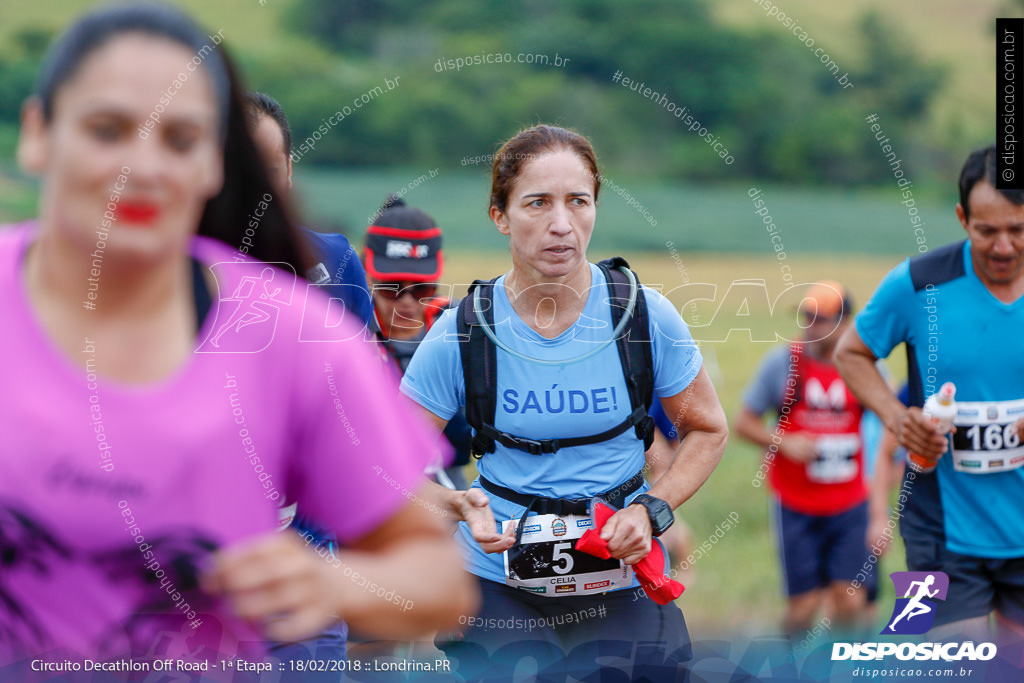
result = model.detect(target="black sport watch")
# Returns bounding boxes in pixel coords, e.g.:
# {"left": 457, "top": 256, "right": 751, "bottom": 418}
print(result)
{"left": 630, "top": 494, "right": 674, "bottom": 537}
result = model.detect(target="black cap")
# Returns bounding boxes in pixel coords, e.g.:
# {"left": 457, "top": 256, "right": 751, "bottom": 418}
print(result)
{"left": 364, "top": 195, "right": 443, "bottom": 281}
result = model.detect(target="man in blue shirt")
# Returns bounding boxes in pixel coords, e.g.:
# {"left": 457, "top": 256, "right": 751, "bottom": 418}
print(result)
{"left": 245, "top": 92, "right": 374, "bottom": 669}
{"left": 836, "top": 145, "right": 1024, "bottom": 642}
{"left": 246, "top": 92, "right": 375, "bottom": 331}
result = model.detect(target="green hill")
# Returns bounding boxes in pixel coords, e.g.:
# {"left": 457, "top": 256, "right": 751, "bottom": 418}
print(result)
{"left": 0, "top": 0, "right": 1001, "bottom": 182}
{"left": 297, "top": 168, "right": 961, "bottom": 255}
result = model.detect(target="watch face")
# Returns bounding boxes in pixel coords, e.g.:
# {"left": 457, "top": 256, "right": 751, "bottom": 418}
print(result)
{"left": 653, "top": 503, "right": 674, "bottom": 532}
{"left": 637, "top": 495, "right": 674, "bottom": 535}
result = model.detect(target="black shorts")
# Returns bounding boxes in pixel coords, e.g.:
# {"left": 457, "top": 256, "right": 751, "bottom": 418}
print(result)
{"left": 773, "top": 500, "right": 870, "bottom": 596}
{"left": 437, "top": 576, "right": 691, "bottom": 682}
{"left": 904, "top": 534, "right": 1024, "bottom": 627}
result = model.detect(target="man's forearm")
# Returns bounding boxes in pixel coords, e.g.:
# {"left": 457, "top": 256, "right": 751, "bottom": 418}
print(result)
{"left": 835, "top": 335, "right": 905, "bottom": 432}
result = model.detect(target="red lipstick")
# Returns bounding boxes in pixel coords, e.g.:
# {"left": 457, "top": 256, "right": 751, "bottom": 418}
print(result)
{"left": 114, "top": 202, "right": 160, "bottom": 225}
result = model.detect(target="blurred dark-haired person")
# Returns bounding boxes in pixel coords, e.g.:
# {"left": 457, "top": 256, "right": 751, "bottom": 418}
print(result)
{"left": 735, "top": 282, "right": 872, "bottom": 638}
{"left": 400, "top": 124, "right": 728, "bottom": 679}
{"left": 0, "top": 3, "right": 473, "bottom": 675}
{"left": 246, "top": 91, "right": 375, "bottom": 332}
{"left": 836, "top": 145, "right": 1024, "bottom": 643}
{"left": 364, "top": 195, "right": 473, "bottom": 489}
{"left": 246, "top": 92, "right": 385, "bottom": 674}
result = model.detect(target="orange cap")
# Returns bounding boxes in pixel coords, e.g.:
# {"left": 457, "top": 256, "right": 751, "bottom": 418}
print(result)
{"left": 800, "top": 280, "right": 851, "bottom": 320}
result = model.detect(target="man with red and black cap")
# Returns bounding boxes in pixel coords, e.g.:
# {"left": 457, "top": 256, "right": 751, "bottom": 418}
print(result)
{"left": 364, "top": 196, "right": 473, "bottom": 488}
{"left": 734, "top": 281, "right": 872, "bottom": 638}
{"left": 364, "top": 195, "right": 448, "bottom": 369}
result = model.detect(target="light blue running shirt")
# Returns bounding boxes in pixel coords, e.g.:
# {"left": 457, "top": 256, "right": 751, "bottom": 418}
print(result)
{"left": 401, "top": 262, "right": 702, "bottom": 586}
{"left": 856, "top": 240, "right": 1024, "bottom": 558}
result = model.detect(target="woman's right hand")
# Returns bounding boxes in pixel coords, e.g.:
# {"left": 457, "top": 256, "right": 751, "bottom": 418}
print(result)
{"left": 456, "top": 488, "right": 516, "bottom": 553}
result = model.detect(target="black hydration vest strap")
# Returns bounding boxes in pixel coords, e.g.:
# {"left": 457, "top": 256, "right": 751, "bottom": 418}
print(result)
{"left": 457, "top": 258, "right": 654, "bottom": 456}
{"left": 457, "top": 279, "right": 500, "bottom": 456}
{"left": 597, "top": 257, "right": 656, "bottom": 451}
{"left": 472, "top": 405, "right": 652, "bottom": 455}
{"left": 480, "top": 469, "right": 646, "bottom": 522}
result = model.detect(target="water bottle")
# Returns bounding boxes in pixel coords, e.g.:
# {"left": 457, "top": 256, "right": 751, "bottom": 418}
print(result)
{"left": 907, "top": 382, "right": 957, "bottom": 474}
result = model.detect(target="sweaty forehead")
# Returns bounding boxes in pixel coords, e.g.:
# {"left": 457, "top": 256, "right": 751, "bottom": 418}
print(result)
{"left": 515, "top": 150, "right": 593, "bottom": 194}
{"left": 967, "top": 182, "right": 1024, "bottom": 225}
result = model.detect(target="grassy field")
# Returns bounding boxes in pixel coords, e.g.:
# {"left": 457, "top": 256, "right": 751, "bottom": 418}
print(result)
{"left": 297, "top": 167, "right": 964, "bottom": 256}
{"left": 442, "top": 251, "right": 910, "bottom": 636}
{"left": 1, "top": 166, "right": 966, "bottom": 255}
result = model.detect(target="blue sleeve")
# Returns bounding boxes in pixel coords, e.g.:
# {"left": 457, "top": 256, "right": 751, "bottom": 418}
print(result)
{"left": 854, "top": 259, "right": 915, "bottom": 360}
{"left": 741, "top": 344, "right": 790, "bottom": 415}
{"left": 399, "top": 308, "right": 464, "bottom": 421}
{"left": 645, "top": 286, "right": 703, "bottom": 398}
{"left": 338, "top": 249, "right": 375, "bottom": 327}
{"left": 442, "top": 409, "right": 474, "bottom": 467}
{"left": 650, "top": 400, "right": 678, "bottom": 440}
{"left": 305, "top": 230, "right": 376, "bottom": 329}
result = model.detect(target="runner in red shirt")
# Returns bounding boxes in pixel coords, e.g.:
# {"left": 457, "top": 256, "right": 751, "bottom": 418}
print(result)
{"left": 734, "top": 281, "right": 871, "bottom": 637}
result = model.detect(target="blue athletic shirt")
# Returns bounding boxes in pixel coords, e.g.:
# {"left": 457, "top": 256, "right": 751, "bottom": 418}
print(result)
{"left": 401, "top": 262, "right": 703, "bottom": 585}
{"left": 302, "top": 228, "right": 375, "bottom": 330}
{"left": 855, "top": 240, "right": 1024, "bottom": 558}
{"left": 293, "top": 229, "right": 374, "bottom": 553}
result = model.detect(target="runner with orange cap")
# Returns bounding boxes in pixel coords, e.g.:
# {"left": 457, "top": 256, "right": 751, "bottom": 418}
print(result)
{"left": 734, "top": 281, "right": 873, "bottom": 638}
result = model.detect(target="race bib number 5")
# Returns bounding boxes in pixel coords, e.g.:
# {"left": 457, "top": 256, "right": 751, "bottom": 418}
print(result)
{"left": 950, "top": 398, "right": 1024, "bottom": 474}
{"left": 502, "top": 514, "right": 631, "bottom": 596}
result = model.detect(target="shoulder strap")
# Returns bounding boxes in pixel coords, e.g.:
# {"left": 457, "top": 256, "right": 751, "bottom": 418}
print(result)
{"left": 457, "top": 279, "right": 499, "bottom": 456}
{"left": 597, "top": 257, "right": 656, "bottom": 450}
{"left": 459, "top": 260, "right": 656, "bottom": 456}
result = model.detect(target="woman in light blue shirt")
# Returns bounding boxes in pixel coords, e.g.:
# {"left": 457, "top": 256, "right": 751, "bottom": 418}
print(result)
{"left": 401, "top": 124, "right": 728, "bottom": 680}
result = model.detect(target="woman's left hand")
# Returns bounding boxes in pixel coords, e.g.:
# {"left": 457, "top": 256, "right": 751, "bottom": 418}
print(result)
{"left": 600, "top": 505, "right": 653, "bottom": 565}
{"left": 203, "top": 531, "right": 340, "bottom": 642}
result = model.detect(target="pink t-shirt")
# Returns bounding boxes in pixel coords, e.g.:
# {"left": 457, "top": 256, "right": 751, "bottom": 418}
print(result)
{"left": 0, "top": 223, "right": 444, "bottom": 674}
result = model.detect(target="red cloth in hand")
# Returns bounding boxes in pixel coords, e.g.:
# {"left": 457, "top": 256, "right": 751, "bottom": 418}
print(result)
{"left": 575, "top": 500, "right": 684, "bottom": 605}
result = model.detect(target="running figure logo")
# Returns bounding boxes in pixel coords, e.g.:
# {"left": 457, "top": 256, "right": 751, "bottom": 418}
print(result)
{"left": 881, "top": 571, "right": 949, "bottom": 635}
{"left": 199, "top": 263, "right": 294, "bottom": 353}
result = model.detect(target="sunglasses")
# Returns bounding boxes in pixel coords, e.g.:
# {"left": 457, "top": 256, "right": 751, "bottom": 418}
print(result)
{"left": 372, "top": 282, "right": 437, "bottom": 300}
